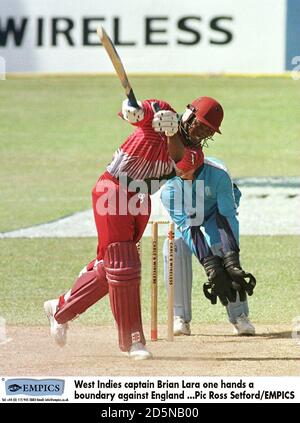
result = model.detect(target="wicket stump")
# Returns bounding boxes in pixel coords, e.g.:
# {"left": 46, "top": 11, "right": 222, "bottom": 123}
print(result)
{"left": 149, "top": 221, "right": 174, "bottom": 342}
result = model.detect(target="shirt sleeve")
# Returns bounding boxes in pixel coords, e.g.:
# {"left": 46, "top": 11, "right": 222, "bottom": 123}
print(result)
{"left": 216, "top": 173, "right": 239, "bottom": 244}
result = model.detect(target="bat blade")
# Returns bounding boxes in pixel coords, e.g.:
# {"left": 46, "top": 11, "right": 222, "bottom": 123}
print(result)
{"left": 97, "top": 26, "right": 139, "bottom": 108}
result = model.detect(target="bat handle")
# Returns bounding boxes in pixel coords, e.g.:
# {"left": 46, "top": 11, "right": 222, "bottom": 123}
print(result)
{"left": 152, "top": 102, "right": 161, "bottom": 113}
{"left": 127, "top": 89, "right": 140, "bottom": 108}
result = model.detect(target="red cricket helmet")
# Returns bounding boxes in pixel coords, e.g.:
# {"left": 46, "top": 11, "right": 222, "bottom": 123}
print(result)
{"left": 189, "top": 97, "right": 224, "bottom": 134}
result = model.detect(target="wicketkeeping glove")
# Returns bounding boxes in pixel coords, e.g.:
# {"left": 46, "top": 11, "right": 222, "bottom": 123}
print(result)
{"left": 152, "top": 110, "right": 180, "bottom": 136}
{"left": 202, "top": 255, "right": 237, "bottom": 306}
{"left": 223, "top": 251, "right": 256, "bottom": 301}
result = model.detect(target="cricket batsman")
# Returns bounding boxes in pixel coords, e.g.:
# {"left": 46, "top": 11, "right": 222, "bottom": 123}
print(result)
{"left": 44, "top": 96, "right": 223, "bottom": 359}
{"left": 161, "top": 157, "right": 256, "bottom": 336}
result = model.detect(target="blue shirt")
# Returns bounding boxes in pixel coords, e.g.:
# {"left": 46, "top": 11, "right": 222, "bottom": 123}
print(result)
{"left": 161, "top": 157, "right": 241, "bottom": 257}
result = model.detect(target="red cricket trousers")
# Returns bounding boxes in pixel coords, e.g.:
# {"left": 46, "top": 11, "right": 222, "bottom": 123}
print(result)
{"left": 55, "top": 171, "right": 150, "bottom": 351}
{"left": 92, "top": 171, "right": 151, "bottom": 258}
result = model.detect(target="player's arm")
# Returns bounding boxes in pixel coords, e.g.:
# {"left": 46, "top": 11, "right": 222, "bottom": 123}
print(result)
{"left": 216, "top": 173, "right": 240, "bottom": 248}
{"left": 216, "top": 174, "right": 256, "bottom": 298}
{"left": 167, "top": 132, "right": 185, "bottom": 162}
{"left": 151, "top": 105, "right": 186, "bottom": 162}
{"left": 152, "top": 106, "right": 183, "bottom": 161}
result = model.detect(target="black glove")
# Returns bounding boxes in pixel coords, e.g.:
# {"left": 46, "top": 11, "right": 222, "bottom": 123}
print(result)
{"left": 202, "top": 255, "right": 237, "bottom": 306}
{"left": 223, "top": 251, "right": 256, "bottom": 301}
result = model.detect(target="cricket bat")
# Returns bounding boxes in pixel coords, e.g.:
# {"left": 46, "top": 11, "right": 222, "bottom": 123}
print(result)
{"left": 97, "top": 26, "right": 139, "bottom": 108}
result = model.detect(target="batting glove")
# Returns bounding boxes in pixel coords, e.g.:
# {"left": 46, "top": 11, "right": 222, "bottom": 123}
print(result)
{"left": 122, "top": 99, "right": 144, "bottom": 123}
{"left": 152, "top": 110, "right": 180, "bottom": 137}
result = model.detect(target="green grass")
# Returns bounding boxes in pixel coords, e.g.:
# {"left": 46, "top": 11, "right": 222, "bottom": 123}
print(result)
{"left": 0, "top": 75, "right": 299, "bottom": 231}
{"left": 0, "top": 236, "right": 299, "bottom": 326}
{"left": 0, "top": 75, "right": 299, "bottom": 328}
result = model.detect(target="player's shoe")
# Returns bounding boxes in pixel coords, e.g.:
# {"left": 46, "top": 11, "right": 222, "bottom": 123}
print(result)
{"left": 233, "top": 313, "right": 255, "bottom": 336}
{"left": 173, "top": 316, "right": 191, "bottom": 336}
{"left": 128, "top": 342, "right": 153, "bottom": 360}
{"left": 44, "top": 299, "right": 68, "bottom": 347}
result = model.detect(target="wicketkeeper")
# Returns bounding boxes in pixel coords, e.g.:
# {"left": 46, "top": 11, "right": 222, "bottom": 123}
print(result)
{"left": 161, "top": 156, "right": 256, "bottom": 336}
{"left": 44, "top": 96, "right": 223, "bottom": 359}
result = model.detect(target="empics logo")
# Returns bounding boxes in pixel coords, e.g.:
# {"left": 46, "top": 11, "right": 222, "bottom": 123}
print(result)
{"left": 5, "top": 379, "right": 65, "bottom": 396}
{"left": 7, "top": 384, "right": 22, "bottom": 392}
